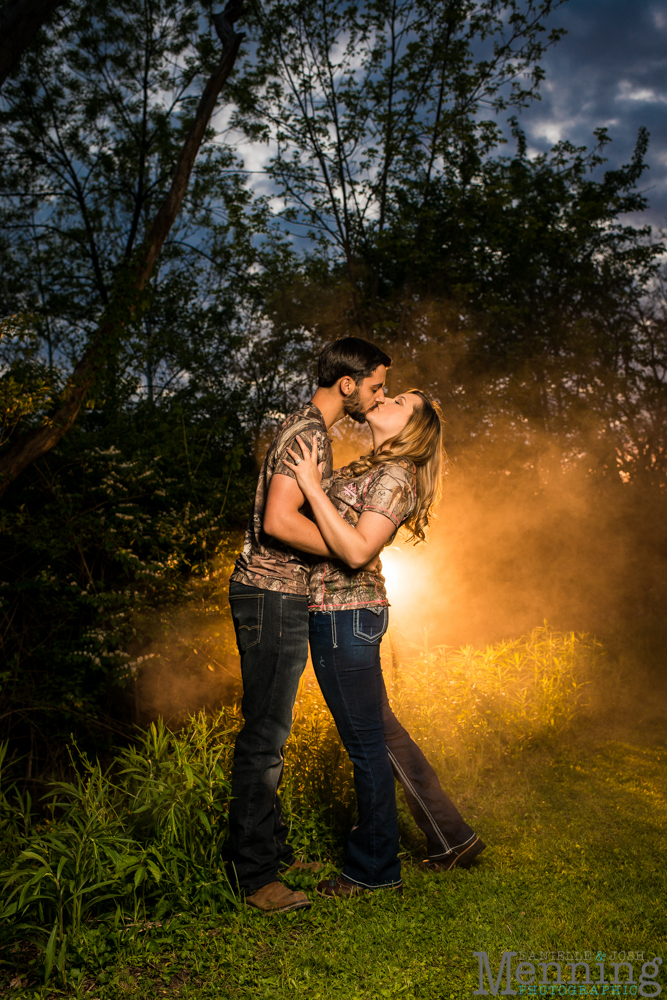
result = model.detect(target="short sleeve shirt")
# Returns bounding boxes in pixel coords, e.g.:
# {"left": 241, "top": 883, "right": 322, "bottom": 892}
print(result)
{"left": 308, "top": 458, "right": 417, "bottom": 611}
{"left": 231, "top": 403, "right": 334, "bottom": 595}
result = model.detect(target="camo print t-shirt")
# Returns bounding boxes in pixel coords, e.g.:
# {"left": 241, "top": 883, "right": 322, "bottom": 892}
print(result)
{"left": 231, "top": 403, "right": 333, "bottom": 595}
{"left": 308, "top": 458, "right": 417, "bottom": 611}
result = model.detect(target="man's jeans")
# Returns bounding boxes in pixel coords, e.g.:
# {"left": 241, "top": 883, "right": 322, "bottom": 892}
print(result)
{"left": 310, "top": 607, "right": 476, "bottom": 888}
{"left": 227, "top": 581, "right": 309, "bottom": 893}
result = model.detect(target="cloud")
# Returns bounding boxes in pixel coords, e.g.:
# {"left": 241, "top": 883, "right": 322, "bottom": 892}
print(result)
{"left": 517, "top": 0, "right": 667, "bottom": 226}
{"left": 616, "top": 81, "right": 667, "bottom": 105}
{"left": 651, "top": 5, "right": 667, "bottom": 31}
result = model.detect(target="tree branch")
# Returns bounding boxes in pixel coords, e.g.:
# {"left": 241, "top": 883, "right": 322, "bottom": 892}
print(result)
{"left": 0, "top": 0, "right": 247, "bottom": 496}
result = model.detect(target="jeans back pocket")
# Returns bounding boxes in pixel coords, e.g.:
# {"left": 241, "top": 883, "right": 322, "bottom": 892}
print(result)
{"left": 230, "top": 593, "right": 264, "bottom": 651}
{"left": 352, "top": 606, "right": 388, "bottom": 644}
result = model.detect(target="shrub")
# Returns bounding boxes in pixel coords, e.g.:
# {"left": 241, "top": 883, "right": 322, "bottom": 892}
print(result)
{"left": 0, "top": 717, "right": 236, "bottom": 986}
{"left": 390, "top": 625, "right": 608, "bottom": 777}
{"left": 0, "top": 626, "right": 607, "bottom": 985}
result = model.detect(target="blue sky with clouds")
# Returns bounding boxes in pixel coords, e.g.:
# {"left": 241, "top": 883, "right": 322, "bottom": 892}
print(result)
{"left": 223, "top": 0, "right": 667, "bottom": 235}
{"left": 518, "top": 0, "right": 667, "bottom": 228}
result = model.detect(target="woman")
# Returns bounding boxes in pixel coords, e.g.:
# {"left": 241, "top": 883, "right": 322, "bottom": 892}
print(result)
{"left": 285, "top": 390, "right": 485, "bottom": 897}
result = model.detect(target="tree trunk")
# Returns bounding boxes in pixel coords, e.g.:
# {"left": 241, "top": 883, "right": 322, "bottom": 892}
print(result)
{"left": 0, "top": 0, "right": 66, "bottom": 89}
{"left": 0, "top": 3, "right": 246, "bottom": 497}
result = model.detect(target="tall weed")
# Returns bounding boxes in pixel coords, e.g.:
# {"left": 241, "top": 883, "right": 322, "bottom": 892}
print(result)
{"left": 0, "top": 627, "right": 607, "bottom": 985}
{"left": 390, "top": 625, "right": 607, "bottom": 779}
{"left": 0, "top": 717, "right": 236, "bottom": 985}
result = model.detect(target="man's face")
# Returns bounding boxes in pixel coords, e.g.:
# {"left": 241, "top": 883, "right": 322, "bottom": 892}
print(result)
{"left": 342, "top": 365, "right": 387, "bottom": 424}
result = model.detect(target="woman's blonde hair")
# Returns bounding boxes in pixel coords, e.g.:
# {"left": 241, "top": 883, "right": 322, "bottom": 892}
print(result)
{"left": 343, "top": 389, "right": 444, "bottom": 543}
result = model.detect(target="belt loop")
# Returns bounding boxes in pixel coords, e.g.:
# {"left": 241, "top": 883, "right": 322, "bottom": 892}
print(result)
{"left": 331, "top": 607, "right": 337, "bottom": 649}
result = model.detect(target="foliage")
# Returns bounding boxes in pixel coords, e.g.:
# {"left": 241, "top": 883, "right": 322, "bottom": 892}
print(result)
{"left": 384, "top": 127, "right": 657, "bottom": 347}
{"left": 265, "top": 128, "right": 667, "bottom": 478}
{"left": 0, "top": 716, "right": 237, "bottom": 987}
{"left": 391, "top": 626, "right": 606, "bottom": 774}
{"left": 0, "top": 0, "right": 320, "bottom": 761}
{"left": 233, "top": 0, "right": 566, "bottom": 269}
{"left": 0, "top": 627, "right": 659, "bottom": 992}
{"left": 0, "top": 423, "right": 254, "bottom": 767}
{"left": 228, "top": 0, "right": 667, "bottom": 482}
{"left": 0, "top": 316, "right": 59, "bottom": 448}
{"left": 0, "top": 0, "right": 290, "bottom": 436}
{"left": 614, "top": 265, "right": 667, "bottom": 483}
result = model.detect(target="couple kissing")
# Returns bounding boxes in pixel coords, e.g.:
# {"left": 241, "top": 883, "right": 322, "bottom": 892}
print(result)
{"left": 226, "top": 337, "right": 485, "bottom": 913}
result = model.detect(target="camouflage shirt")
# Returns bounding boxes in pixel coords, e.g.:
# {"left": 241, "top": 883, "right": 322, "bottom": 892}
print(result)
{"left": 308, "top": 459, "right": 417, "bottom": 611}
{"left": 231, "top": 403, "right": 334, "bottom": 595}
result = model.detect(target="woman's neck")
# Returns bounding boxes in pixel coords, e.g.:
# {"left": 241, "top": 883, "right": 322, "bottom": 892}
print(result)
{"left": 370, "top": 430, "right": 390, "bottom": 452}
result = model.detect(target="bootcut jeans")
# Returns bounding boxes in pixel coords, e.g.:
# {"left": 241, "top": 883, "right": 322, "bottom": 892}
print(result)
{"left": 227, "top": 581, "right": 309, "bottom": 893}
{"left": 310, "top": 607, "right": 477, "bottom": 889}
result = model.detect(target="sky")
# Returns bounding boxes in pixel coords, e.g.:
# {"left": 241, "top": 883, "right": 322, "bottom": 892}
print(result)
{"left": 219, "top": 0, "right": 667, "bottom": 236}
{"left": 518, "top": 0, "right": 667, "bottom": 229}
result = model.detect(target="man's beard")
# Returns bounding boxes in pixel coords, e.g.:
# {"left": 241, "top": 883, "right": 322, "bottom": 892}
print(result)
{"left": 343, "top": 387, "right": 367, "bottom": 424}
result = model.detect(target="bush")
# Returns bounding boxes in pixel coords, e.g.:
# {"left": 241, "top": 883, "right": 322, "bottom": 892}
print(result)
{"left": 0, "top": 423, "right": 254, "bottom": 769}
{"left": 0, "top": 716, "right": 237, "bottom": 987}
{"left": 391, "top": 625, "right": 609, "bottom": 778}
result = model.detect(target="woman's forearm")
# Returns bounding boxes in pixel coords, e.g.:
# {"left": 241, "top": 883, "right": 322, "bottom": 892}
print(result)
{"left": 303, "top": 486, "right": 380, "bottom": 569}
{"left": 283, "top": 436, "right": 392, "bottom": 568}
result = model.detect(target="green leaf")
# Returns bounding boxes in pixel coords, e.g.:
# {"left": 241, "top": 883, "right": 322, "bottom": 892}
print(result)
{"left": 44, "top": 920, "right": 58, "bottom": 983}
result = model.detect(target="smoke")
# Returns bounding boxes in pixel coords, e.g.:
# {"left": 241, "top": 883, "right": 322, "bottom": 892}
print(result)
{"left": 131, "top": 376, "right": 667, "bottom": 727}
{"left": 128, "top": 556, "right": 243, "bottom": 728}
{"left": 331, "top": 401, "right": 667, "bottom": 672}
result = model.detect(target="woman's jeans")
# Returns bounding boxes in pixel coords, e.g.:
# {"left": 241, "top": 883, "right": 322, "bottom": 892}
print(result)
{"left": 227, "top": 582, "right": 309, "bottom": 893}
{"left": 310, "top": 608, "right": 476, "bottom": 889}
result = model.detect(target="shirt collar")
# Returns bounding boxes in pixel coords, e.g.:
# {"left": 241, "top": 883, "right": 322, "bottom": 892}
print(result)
{"left": 302, "top": 402, "right": 331, "bottom": 440}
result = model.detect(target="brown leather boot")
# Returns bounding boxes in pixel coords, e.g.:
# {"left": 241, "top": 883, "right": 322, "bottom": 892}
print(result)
{"left": 316, "top": 875, "right": 402, "bottom": 898}
{"left": 244, "top": 881, "right": 311, "bottom": 914}
{"left": 423, "top": 836, "right": 486, "bottom": 872}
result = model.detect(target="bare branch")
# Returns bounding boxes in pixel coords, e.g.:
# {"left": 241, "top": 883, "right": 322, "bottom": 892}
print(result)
{"left": 0, "top": 0, "right": 247, "bottom": 496}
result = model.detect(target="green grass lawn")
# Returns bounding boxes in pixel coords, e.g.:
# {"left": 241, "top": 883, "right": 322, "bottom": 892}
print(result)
{"left": 3, "top": 630, "right": 666, "bottom": 999}
{"left": 7, "top": 717, "right": 663, "bottom": 1000}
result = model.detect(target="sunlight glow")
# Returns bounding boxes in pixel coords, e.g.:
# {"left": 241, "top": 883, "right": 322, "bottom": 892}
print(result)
{"left": 380, "top": 545, "right": 423, "bottom": 611}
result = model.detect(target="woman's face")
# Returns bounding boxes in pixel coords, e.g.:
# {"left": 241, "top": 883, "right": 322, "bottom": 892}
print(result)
{"left": 366, "top": 391, "right": 421, "bottom": 447}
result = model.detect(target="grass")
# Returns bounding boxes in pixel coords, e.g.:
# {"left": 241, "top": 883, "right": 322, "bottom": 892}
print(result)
{"left": 1, "top": 628, "right": 666, "bottom": 998}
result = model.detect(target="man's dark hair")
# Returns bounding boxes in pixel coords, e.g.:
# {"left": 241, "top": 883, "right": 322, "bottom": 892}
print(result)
{"left": 317, "top": 337, "right": 391, "bottom": 388}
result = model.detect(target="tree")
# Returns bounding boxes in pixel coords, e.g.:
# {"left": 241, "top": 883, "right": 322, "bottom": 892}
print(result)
{"left": 0, "top": 0, "right": 248, "bottom": 495}
{"left": 611, "top": 264, "right": 667, "bottom": 487}
{"left": 231, "top": 0, "right": 566, "bottom": 318}
{"left": 0, "top": 0, "right": 66, "bottom": 89}
{"left": 227, "top": 0, "right": 664, "bottom": 483}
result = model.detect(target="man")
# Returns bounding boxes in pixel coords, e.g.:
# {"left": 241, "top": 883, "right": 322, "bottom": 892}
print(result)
{"left": 227, "top": 337, "right": 391, "bottom": 913}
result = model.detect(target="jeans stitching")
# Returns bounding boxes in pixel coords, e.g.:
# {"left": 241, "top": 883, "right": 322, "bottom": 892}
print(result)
{"left": 340, "top": 873, "right": 403, "bottom": 890}
{"left": 230, "top": 593, "right": 264, "bottom": 649}
{"left": 352, "top": 606, "right": 388, "bottom": 643}
{"left": 386, "top": 747, "right": 452, "bottom": 853}
{"left": 427, "top": 832, "right": 478, "bottom": 860}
